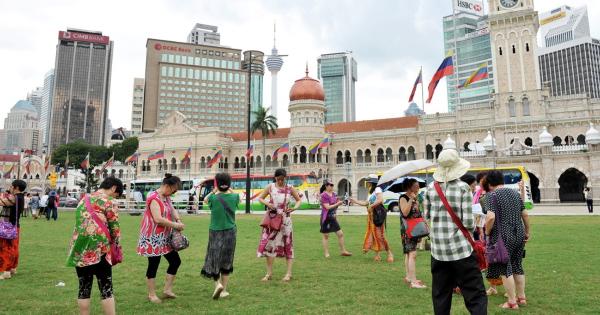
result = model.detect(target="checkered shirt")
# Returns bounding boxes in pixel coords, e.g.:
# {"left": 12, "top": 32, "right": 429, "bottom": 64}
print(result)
{"left": 424, "top": 180, "right": 474, "bottom": 262}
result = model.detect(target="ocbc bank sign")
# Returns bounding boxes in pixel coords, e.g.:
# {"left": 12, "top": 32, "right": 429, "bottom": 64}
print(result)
{"left": 455, "top": 0, "right": 484, "bottom": 16}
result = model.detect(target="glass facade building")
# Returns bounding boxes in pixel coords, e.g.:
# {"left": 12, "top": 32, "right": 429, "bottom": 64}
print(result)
{"left": 130, "top": 78, "right": 144, "bottom": 135}
{"left": 48, "top": 29, "right": 113, "bottom": 153}
{"left": 242, "top": 51, "right": 265, "bottom": 126}
{"left": 443, "top": 13, "right": 494, "bottom": 112}
{"left": 41, "top": 69, "right": 54, "bottom": 147}
{"left": 317, "top": 52, "right": 357, "bottom": 123}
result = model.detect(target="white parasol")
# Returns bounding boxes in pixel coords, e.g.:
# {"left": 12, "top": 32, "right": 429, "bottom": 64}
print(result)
{"left": 377, "top": 159, "right": 435, "bottom": 185}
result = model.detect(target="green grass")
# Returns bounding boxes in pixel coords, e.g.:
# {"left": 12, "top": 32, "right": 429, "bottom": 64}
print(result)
{"left": 1, "top": 213, "right": 599, "bottom": 315}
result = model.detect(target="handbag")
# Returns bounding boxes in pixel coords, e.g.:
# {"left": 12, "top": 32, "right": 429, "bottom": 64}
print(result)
{"left": 400, "top": 196, "right": 430, "bottom": 239}
{"left": 485, "top": 193, "right": 510, "bottom": 264}
{"left": 0, "top": 196, "right": 18, "bottom": 240}
{"left": 434, "top": 182, "right": 487, "bottom": 271}
{"left": 166, "top": 199, "right": 189, "bottom": 251}
{"left": 84, "top": 195, "right": 123, "bottom": 265}
{"left": 259, "top": 184, "right": 287, "bottom": 231}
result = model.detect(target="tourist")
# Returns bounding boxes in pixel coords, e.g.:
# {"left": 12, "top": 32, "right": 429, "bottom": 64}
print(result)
{"left": 319, "top": 179, "right": 352, "bottom": 258}
{"left": 137, "top": 174, "right": 185, "bottom": 303}
{"left": 66, "top": 177, "right": 123, "bottom": 315}
{"left": 39, "top": 193, "right": 48, "bottom": 217}
{"left": 584, "top": 187, "right": 593, "bottom": 213}
{"left": 484, "top": 170, "right": 530, "bottom": 310}
{"left": 201, "top": 173, "right": 238, "bottom": 300}
{"left": 29, "top": 193, "right": 40, "bottom": 219}
{"left": 256, "top": 168, "right": 302, "bottom": 282}
{"left": 424, "top": 150, "right": 487, "bottom": 315}
{"left": 350, "top": 174, "right": 394, "bottom": 263}
{"left": 23, "top": 193, "right": 31, "bottom": 218}
{"left": 0, "top": 180, "right": 27, "bottom": 280}
{"left": 399, "top": 178, "right": 426, "bottom": 288}
{"left": 46, "top": 191, "right": 58, "bottom": 221}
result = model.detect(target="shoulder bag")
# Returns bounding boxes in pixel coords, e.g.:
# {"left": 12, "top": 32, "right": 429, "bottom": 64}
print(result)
{"left": 0, "top": 196, "right": 18, "bottom": 240}
{"left": 434, "top": 182, "right": 487, "bottom": 271}
{"left": 84, "top": 195, "right": 123, "bottom": 265}
{"left": 259, "top": 184, "right": 287, "bottom": 231}
{"left": 485, "top": 193, "right": 510, "bottom": 264}
{"left": 371, "top": 190, "right": 387, "bottom": 227}
{"left": 400, "top": 196, "right": 430, "bottom": 239}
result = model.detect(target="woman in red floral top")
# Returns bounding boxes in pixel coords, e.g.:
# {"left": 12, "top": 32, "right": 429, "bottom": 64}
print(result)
{"left": 66, "top": 177, "right": 123, "bottom": 315}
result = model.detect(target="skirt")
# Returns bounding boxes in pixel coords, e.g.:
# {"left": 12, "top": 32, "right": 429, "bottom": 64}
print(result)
{"left": 320, "top": 216, "right": 341, "bottom": 234}
{"left": 257, "top": 216, "right": 294, "bottom": 259}
{"left": 0, "top": 228, "right": 20, "bottom": 272}
{"left": 201, "top": 228, "right": 237, "bottom": 281}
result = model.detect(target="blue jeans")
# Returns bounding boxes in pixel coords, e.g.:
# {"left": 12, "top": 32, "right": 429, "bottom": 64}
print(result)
{"left": 46, "top": 207, "right": 57, "bottom": 221}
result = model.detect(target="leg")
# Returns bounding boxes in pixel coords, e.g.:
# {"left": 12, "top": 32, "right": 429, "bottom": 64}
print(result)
{"left": 262, "top": 256, "right": 274, "bottom": 281}
{"left": 407, "top": 251, "right": 417, "bottom": 282}
{"left": 514, "top": 274, "right": 526, "bottom": 301}
{"left": 283, "top": 258, "right": 293, "bottom": 281}
{"left": 322, "top": 233, "right": 330, "bottom": 258}
{"left": 335, "top": 230, "right": 351, "bottom": 255}
{"left": 75, "top": 266, "right": 94, "bottom": 315}
{"left": 53, "top": 207, "right": 58, "bottom": 221}
{"left": 46, "top": 207, "right": 50, "bottom": 220}
{"left": 455, "top": 254, "right": 487, "bottom": 315}
{"left": 431, "top": 257, "right": 454, "bottom": 315}
{"left": 501, "top": 275, "right": 517, "bottom": 304}
{"left": 95, "top": 258, "right": 115, "bottom": 315}
{"left": 146, "top": 256, "right": 162, "bottom": 302}
{"left": 163, "top": 251, "right": 181, "bottom": 296}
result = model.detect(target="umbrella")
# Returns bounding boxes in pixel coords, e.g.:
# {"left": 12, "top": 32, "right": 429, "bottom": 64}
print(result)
{"left": 377, "top": 159, "right": 435, "bottom": 185}
{"left": 385, "top": 177, "right": 426, "bottom": 193}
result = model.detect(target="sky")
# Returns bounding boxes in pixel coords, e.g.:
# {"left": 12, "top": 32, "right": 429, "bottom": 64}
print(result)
{"left": 1, "top": 0, "right": 599, "bottom": 130}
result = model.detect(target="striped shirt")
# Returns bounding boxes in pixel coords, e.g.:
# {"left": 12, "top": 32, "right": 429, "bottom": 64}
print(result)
{"left": 424, "top": 180, "right": 474, "bottom": 262}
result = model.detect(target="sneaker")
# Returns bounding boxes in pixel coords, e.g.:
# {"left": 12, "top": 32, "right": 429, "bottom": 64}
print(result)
{"left": 212, "top": 283, "right": 224, "bottom": 300}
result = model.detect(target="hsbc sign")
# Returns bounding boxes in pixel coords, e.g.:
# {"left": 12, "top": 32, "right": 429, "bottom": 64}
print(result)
{"left": 454, "top": 0, "right": 484, "bottom": 16}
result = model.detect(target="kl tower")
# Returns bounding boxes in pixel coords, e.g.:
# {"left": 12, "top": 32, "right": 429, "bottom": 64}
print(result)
{"left": 265, "top": 23, "right": 287, "bottom": 120}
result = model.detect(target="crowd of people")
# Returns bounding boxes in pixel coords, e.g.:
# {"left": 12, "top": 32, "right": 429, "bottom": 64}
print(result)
{"left": 0, "top": 148, "right": 536, "bottom": 314}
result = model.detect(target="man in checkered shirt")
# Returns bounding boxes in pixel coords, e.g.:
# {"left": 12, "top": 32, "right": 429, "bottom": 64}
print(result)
{"left": 424, "top": 150, "right": 487, "bottom": 315}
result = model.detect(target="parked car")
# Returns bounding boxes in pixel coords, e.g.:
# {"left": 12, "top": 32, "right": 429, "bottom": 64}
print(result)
{"left": 59, "top": 196, "right": 79, "bottom": 208}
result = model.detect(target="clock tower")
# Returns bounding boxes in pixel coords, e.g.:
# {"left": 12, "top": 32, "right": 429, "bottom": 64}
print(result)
{"left": 488, "top": 0, "right": 540, "bottom": 95}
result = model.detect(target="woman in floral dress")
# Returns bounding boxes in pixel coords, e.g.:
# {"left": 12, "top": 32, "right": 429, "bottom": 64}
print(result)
{"left": 137, "top": 174, "right": 185, "bottom": 303}
{"left": 66, "top": 177, "right": 123, "bottom": 315}
{"left": 257, "top": 168, "right": 302, "bottom": 282}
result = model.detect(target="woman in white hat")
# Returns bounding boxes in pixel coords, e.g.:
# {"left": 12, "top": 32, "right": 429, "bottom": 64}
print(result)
{"left": 350, "top": 174, "right": 394, "bottom": 263}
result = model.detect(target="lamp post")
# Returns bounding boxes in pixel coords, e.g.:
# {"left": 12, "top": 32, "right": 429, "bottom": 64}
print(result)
{"left": 344, "top": 161, "right": 351, "bottom": 213}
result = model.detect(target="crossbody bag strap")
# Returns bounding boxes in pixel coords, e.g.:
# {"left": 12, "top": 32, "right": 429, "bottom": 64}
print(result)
{"left": 490, "top": 192, "right": 503, "bottom": 236}
{"left": 215, "top": 194, "right": 236, "bottom": 221}
{"left": 84, "top": 195, "right": 112, "bottom": 242}
{"left": 433, "top": 182, "right": 476, "bottom": 249}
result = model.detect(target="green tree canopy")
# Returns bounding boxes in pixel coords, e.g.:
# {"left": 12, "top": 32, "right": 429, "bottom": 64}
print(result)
{"left": 51, "top": 136, "right": 139, "bottom": 169}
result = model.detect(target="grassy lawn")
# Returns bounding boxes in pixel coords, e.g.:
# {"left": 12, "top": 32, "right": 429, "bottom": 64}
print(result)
{"left": 1, "top": 212, "right": 599, "bottom": 315}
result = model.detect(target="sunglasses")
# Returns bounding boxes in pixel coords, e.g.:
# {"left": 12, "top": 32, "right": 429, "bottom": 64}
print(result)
{"left": 326, "top": 183, "right": 334, "bottom": 187}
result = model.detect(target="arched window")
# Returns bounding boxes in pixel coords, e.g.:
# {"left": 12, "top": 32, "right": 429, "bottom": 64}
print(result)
{"left": 266, "top": 155, "right": 272, "bottom": 167}
{"left": 234, "top": 157, "right": 240, "bottom": 169}
{"left": 241, "top": 157, "right": 246, "bottom": 168}
{"left": 408, "top": 146, "right": 416, "bottom": 161}
{"left": 344, "top": 150, "right": 352, "bottom": 163}
{"left": 553, "top": 136, "right": 562, "bottom": 146}
{"left": 336, "top": 151, "right": 343, "bottom": 165}
{"left": 522, "top": 97, "right": 530, "bottom": 116}
{"left": 463, "top": 142, "right": 471, "bottom": 152}
{"left": 316, "top": 148, "right": 322, "bottom": 163}
{"left": 171, "top": 158, "right": 177, "bottom": 170}
{"left": 103, "top": 169, "right": 108, "bottom": 178}
{"left": 224, "top": 157, "right": 229, "bottom": 169}
{"left": 310, "top": 150, "right": 316, "bottom": 163}
{"left": 158, "top": 159, "right": 163, "bottom": 171}
{"left": 282, "top": 154, "right": 289, "bottom": 167}
{"left": 508, "top": 99, "right": 516, "bottom": 117}
{"left": 376, "top": 148, "right": 384, "bottom": 163}
{"left": 399, "top": 147, "right": 407, "bottom": 161}
{"left": 385, "top": 148, "right": 393, "bottom": 162}
{"left": 146, "top": 160, "right": 151, "bottom": 171}
{"left": 300, "top": 146, "right": 307, "bottom": 163}
{"left": 356, "top": 150, "right": 364, "bottom": 163}
{"left": 526, "top": 43, "right": 530, "bottom": 52}
{"left": 293, "top": 147, "right": 298, "bottom": 164}
{"left": 525, "top": 137, "right": 533, "bottom": 147}
{"left": 111, "top": 169, "right": 116, "bottom": 177}
{"left": 435, "top": 144, "right": 443, "bottom": 159}
{"left": 141, "top": 160, "right": 146, "bottom": 172}
{"left": 512, "top": 45, "right": 516, "bottom": 54}
{"left": 256, "top": 156, "right": 262, "bottom": 168}
{"left": 162, "top": 159, "right": 167, "bottom": 171}
{"left": 499, "top": 47, "right": 503, "bottom": 56}
{"left": 426, "top": 145, "right": 434, "bottom": 160}
{"left": 577, "top": 135, "right": 586, "bottom": 145}
{"left": 364, "top": 149, "right": 372, "bottom": 163}
{"left": 565, "top": 135, "right": 574, "bottom": 145}
{"left": 200, "top": 157, "right": 206, "bottom": 168}
{"left": 118, "top": 169, "right": 123, "bottom": 178}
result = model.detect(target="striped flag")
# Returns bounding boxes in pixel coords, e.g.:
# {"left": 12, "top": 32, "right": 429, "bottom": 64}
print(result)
{"left": 80, "top": 152, "right": 90, "bottom": 169}
{"left": 245, "top": 141, "right": 254, "bottom": 159}
{"left": 207, "top": 150, "right": 223, "bottom": 168}
{"left": 408, "top": 69, "right": 423, "bottom": 103}
{"left": 125, "top": 152, "right": 140, "bottom": 164}
{"left": 148, "top": 149, "right": 164, "bottom": 161}
{"left": 3, "top": 165, "right": 14, "bottom": 179}
{"left": 426, "top": 51, "right": 454, "bottom": 103}
{"left": 318, "top": 136, "right": 331, "bottom": 149}
{"left": 99, "top": 154, "right": 114, "bottom": 174}
{"left": 272, "top": 142, "right": 289, "bottom": 160}
{"left": 458, "top": 63, "right": 488, "bottom": 89}
{"left": 181, "top": 147, "right": 192, "bottom": 165}
{"left": 44, "top": 155, "right": 50, "bottom": 172}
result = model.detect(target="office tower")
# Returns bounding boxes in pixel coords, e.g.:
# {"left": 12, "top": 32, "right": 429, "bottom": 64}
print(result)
{"left": 242, "top": 50, "right": 265, "bottom": 125}
{"left": 1, "top": 100, "right": 41, "bottom": 154}
{"left": 41, "top": 69, "right": 54, "bottom": 147}
{"left": 265, "top": 24, "right": 287, "bottom": 120}
{"left": 48, "top": 28, "right": 113, "bottom": 152}
{"left": 131, "top": 78, "right": 144, "bottom": 134}
{"left": 27, "top": 87, "right": 43, "bottom": 115}
{"left": 187, "top": 24, "right": 220, "bottom": 45}
{"left": 317, "top": 52, "right": 357, "bottom": 123}
{"left": 443, "top": 9, "right": 494, "bottom": 111}
{"left": 538, "top": 5, "right": 600, "bottom": 99}
{"left": 142, "top": 39, "right": 254, "bottom": 132}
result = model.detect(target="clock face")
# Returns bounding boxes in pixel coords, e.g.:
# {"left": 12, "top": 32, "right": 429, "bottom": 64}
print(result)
{"left": 500, "top": 0, "right": 519, "bottom": 8}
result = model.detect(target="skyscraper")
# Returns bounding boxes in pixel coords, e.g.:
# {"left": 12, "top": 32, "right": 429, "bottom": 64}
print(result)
{"left": 41, "top": 69, "right": 54, "bottom": 147}
{"left": 187, "top": 24, "right": 220, "bottom": 45}
{"left": 443, "top": 8, "right": 494, "bottom": 112}
{"left": 1, "top": 100, "right": 41, "bottom": 154}
{"left": 48, "top": 29, "right": 113, "bottom": 152}
{"left": 130, "top": 78, "right": 144, "bottom": 135}
{"left": 27, "top": 87, "right": 43, "bottom": 115}
{"left": 242, "top": 50, "right": 265, "bottom": 125}
{"left": 142, "top": 39, "right": 253, "bottom": 132}
{"left": 537, "top": 5, "right": 600, "bottom": 99}
{"left": 317, "top": 52, "right": 357, "bottom": 123}
{"left": 265, "top": 24, "right": 286, "bottom": 120}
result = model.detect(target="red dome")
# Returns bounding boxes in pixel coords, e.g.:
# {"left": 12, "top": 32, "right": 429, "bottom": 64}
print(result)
{"left": 289, "top": 69, "right": 325, "bottom": 102}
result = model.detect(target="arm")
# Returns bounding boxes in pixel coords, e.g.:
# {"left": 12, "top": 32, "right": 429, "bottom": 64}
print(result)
{"left": 105, "top": 200, "right": 121, "bottom": 245}
{"left": 257, "top": 185, "right": 275, "bottom": 210}
{"left": 287, "top": 187, "right": 302, "bottom": 213}
{"left": 399, "top": 195, "right": 412, "bottom": 217}
{"left": 0, "top": 195, "right": 15, "bottom": 207}
{"left": 522, "top": 210, "right": 530, "bottom": 242}
{"left": 463, "top": 187, "right": 474, "bottom": 230}
{"left": 203, "top": 188, "right": 217, "bottom": 204}
{"left": 484, "top": 195, "right": 495, "bottom": 235}
{"left": 518, "top": 181, "right": 525, "bottom": 201}
{"left": 322, "top": 196, "right": 343, "bottom": 210}
{"left": 350, "top": 197, "right": 369, "bottom": 207}
{"left": 149, "top": 200, "right": 183, "bottom": 230}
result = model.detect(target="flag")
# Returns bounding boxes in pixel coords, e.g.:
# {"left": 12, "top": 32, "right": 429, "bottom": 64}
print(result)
{"left": 426, "top": 51, "right": 454, "bottom": 103}
{"left": 100, "top": 154, "right": 114, "bottom": 173}
{"left": 125, "top": 152, "right": 140, "bottom": 164}
{"left": 245, "top": 141, "right": 254, "bottom": 159}
{"left": 181, "top": 147, "right": 192, "bottom": 165}
{"left": 318, "top": 136, "right": 331, "bottom": 149}
{"left": 272, "top": 142, "right": 289, "bottom": 160}
{"left": 309, "top": 138, "right": 322, "bottom": 155}
{"left": 408, "top": 69, "right": 423, "bottom": 103}
{"left": 3, "top": 165, "right": 14, "bottom": 179}
{"left": 44, "top": 155, "right": 50, "bottom": 172}
{"left": 207, "top": 150, "right": 223, "bottom": 168}
{"left": 459, "top": 63, "right": 488, "bottom": 89}
{"left": 24, "top": 159, "right": 31, "bottom": 174}
{"left": 148, "top": 149, "right": 164, "bottom": 161}
{"left": 80, "top": 153, "right": 90, "bottom": 169}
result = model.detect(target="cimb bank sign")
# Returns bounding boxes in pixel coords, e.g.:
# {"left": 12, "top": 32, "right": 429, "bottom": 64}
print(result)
{"left": 454, "top": 0, "right": 484, "bottom": 16}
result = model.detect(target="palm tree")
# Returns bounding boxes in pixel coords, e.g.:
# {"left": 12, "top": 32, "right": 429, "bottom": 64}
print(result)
{"left": 251, "top": 106, "right": 278, "bottom": 175}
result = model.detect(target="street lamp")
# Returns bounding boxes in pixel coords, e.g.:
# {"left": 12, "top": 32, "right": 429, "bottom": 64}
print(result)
{"left": 344, "top": 161, "right": 351, "bottom": 213}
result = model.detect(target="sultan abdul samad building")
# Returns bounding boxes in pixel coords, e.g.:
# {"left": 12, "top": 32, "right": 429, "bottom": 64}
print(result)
{"left": 138, "top": 0, "right": 600, "bottom": 204}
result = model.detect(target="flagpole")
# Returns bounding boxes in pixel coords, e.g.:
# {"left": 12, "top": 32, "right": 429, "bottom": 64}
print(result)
{"left": 420, "top": 66, "right": 425, "bottom": 114}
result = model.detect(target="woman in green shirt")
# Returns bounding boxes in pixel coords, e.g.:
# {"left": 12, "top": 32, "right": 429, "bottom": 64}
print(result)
{"left": 201, "top": 173, "right": 238, "bottom": 300}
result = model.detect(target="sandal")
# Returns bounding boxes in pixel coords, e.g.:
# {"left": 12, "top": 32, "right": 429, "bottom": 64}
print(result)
{"left": 282, "top": 274, "right": 292, "bottom": 282}
{"left": 162, "top": 292, "right": 177, "bottom": 299}
{"left": 386, "top": 256, "right": 394, "bottom": 263}
{"left": 374, "top": 256, "right": 382, "bottom": 262}
{"left": 409, "top": 281, "right": 427, "bottom": 289}
{"left": 147, "top": 296, "right": 162, "bottom": 304}
{"left": 486, "top": 287, "right": 498, "bottom": 296}
{"left": 517, "top": 297, "right": 527, "bottom": 306}
{"left": 261, "top": 274, "right": 272, "bottom": 282}
{"left": 500, "top": 302, "right": 519, "bottom": 310}
{"left": 341, "top": 252, "right": 352, "bottom": 257}
{"left": 212, "top": 283, "right": 224, "bottom": 300}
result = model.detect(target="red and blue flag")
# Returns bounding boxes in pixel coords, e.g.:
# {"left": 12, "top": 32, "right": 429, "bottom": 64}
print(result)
{"left": 426, "top": 51, "right": 454, "bottom": 103}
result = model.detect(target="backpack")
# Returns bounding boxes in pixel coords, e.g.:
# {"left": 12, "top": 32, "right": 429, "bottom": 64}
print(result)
{"left": 372, "top": 204, "right": 387, "bottom": 227}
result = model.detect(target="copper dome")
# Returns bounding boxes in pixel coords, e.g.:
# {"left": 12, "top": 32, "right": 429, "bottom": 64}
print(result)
{"left": 289, "top": 68, "right": 325, "bottom": 102}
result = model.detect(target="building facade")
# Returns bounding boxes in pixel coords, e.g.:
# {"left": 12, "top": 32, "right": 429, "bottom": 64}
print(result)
{"left": 131, "top": 78, "right": 144, "bottom": 134}
{"left": 48, "top": 29, "right": 113, "bottom": 153}
{"left": 41, "top": 69, "right": 55, "bottom": 147}
{"left": 142, "top": 39, "right": 254, "bottom": 133}
{"left": 187, "top": 23, "right": 220, "bottom": 45}
{"left": 1, "top": 100, "right": 42, "bottom": 154}
{"left": 317, "top": 52, "right": 357, "bottom": 123}
{"left": 537, "top": 5, "right": 600, "bottom": 99}
{"left": 27, "top": 87, "right": 43, "bottom": 115}
{"left": 443, "top": 9, "right": 494, "bottom": 111}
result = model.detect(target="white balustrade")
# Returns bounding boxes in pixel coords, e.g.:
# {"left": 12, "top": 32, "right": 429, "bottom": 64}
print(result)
{"left": 552, "top": 144, "right": 588, "bottom": 154}
{"left": 459, "top": 151, "right": 487, "bottom": 158}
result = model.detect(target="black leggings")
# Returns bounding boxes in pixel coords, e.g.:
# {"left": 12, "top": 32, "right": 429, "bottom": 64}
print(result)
{"left": 146, "top": 251, "right": 181, "bottom": 279}
{"left": 75, "top": 256, "right": 113, "bottom": 300}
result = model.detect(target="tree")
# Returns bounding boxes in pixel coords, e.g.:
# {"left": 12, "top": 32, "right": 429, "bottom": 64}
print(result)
{"left": 51, "top": 140, "right": 110, "bottom": 169}
{"left": 250, "top": 106, "right": 278, "bottom": 175}
{"left": 109, "top": 137, "right": 138, "bottom": 162}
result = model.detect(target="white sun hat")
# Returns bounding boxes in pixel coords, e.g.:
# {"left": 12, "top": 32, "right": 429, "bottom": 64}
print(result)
{"left": 433, "top": 149, "right": 471, "bottom": 182}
